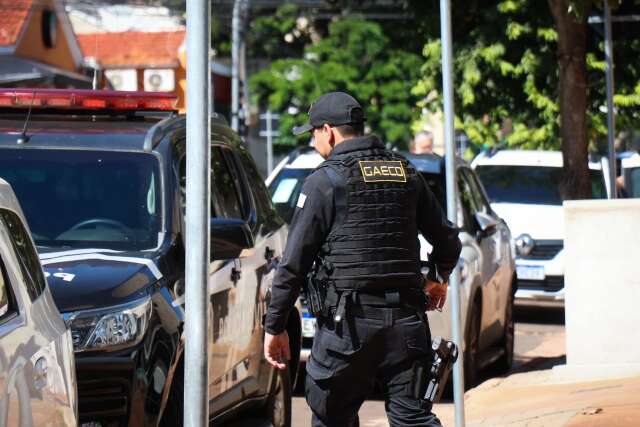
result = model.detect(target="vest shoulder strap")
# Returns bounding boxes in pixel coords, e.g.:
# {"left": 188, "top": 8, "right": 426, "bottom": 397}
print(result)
{"left": 321, "top": 164, "right": 347, "bottom": 230}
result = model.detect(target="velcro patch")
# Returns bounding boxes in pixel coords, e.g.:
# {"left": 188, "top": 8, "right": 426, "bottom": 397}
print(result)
{"left": 297, "top": 193, "right": 307, "bottom": 208}
{"left": 359, "top": 160, "right": 406, "bottom": 183}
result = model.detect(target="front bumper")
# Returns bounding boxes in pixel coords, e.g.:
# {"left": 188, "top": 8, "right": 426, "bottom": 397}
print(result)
{"left": 515, "top": 287, "right": 565, "bottom": 308}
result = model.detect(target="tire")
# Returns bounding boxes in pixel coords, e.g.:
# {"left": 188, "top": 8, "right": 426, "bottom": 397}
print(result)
{"left": 160, "top": 360, "right": 184, "bottom": 427}
{"left": 494, "top": 291, "right": 515, "bottom": 374}
{"left": 464, "top": 300, "right": 481, "bottom": 389}
{"left": 263, "top": 366, "right": 292, "bottom": 427}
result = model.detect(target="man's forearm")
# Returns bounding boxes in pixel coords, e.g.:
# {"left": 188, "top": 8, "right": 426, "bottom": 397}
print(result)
{"left": 264, "top": 268, "right": 302, "bottom": 335}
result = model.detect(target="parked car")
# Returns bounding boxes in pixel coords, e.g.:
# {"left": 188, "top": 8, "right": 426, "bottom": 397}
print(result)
{"left": 0, "top": 179, "right": 77, "bottom": 426}
{"left": 267, "top": 147, "right": 516, "bottom": 385}
{"left": 472, "top": 150, "right": 610, "bottom": 308}
{"left": 0, "top": 88, "right": 298, "bottom": 427}
{"left": 621, "top": 154, "right": 640, "bottom": 198}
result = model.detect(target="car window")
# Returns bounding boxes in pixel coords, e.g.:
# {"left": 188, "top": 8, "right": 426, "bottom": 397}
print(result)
{"left": 0, "top": 210, "right": 46, "bottom": 301}
{"left": 628, "top": 167, "right": 640, "bottom": 198}
{"left": 268, "top": 168, "right": 312, "bottom": 224}
{"left": 0, "top": 149, "right": 162, "bottom": 251}
{"left": 475, "top": 165, "right": 607, "bottom": 205}
{"left": 457, "top": 171, "right": 478, "bottom": 230}
{"left": 211, "top": 146, "right": 243, "bottom": 219}
{"left": 463, "top": 169, "right": 489, "bottom": 213}
{"left": 238, "top": 150, "right": 276, "bottom": 219}
{"left": 0, "top": 255, "right": 17, "bottom": 321}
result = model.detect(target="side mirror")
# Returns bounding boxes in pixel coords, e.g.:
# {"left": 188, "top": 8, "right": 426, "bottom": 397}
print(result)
{"left": 474, "top": 211, "right": 498, "bottom": 237}
{"left": 211, "top": 218, "right": 254, "bottom": 260}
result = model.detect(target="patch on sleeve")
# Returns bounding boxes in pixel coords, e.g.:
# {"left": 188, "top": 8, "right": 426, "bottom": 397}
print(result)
{"left": 296, "top": 193, "right": 307, "bottom": 208}
{"left": 358, "top": 160, "right": 407, "bottom": 183}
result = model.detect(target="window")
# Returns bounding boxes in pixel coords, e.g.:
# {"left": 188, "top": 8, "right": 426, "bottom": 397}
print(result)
{"left": 457, "top": 172, "right": 478, "bottom": 230}
{"left": 0, "top": 149, "right": 162, "bottom": 250}
{"left": 211, "top": 147, "right": 243, "bottom": 219}
{"left": 462, "top": 169, "right": 489, "bottom": 213}
{"left": 238, "top": 150, "right": 276, "bottom": 221}
{"left": 268, "top": 168, "right": 311, "bottom": 224}
{"left": 0, "top": 256, "right": 17, "bottom": 321}
{"left": 0, "top": 210, "right": 46, "bottom": 300}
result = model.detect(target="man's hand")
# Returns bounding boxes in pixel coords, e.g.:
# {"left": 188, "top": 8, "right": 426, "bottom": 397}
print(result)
{"left": 264, "top": 330, "right": 290, "bottom": 370}
{"left": 425, "top": 280, "right": 448, "bottom": 311}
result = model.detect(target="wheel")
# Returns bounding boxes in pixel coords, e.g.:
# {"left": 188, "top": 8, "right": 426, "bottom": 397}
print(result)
{"left": 263, "top": 365, "right": 292, "bottom": 427}
{"left": 160, "top": 360, "right": 184, "bottom": 427}
{"left": 494, "top": 291, "right": 515, "bottom": 374}
{"left": 464, "top": 300, "right": 481, "bottom": 389}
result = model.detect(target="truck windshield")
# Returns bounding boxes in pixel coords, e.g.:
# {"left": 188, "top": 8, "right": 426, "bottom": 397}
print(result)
{"left": 0, "top": 149, "right": 161, "bottom": 251}
{"left": 475, "top": 165, "right": 607, "bottom": 205}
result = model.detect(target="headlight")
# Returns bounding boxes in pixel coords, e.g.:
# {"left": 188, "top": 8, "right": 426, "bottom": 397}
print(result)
{"left": 62, "top": 297, "right": 152, "bottom": 352}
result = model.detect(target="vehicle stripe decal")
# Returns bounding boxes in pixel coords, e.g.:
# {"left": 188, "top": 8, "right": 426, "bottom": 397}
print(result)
{"left": 41, "top": 253, "right": 163, "bottom": 280}
{"left": 39, "top": 248, "right": 121, "bottom": 260}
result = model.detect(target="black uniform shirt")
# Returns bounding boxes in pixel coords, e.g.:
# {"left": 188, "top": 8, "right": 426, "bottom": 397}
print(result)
{"left": 264, "top": 136, "right": 461, "bottom": 335}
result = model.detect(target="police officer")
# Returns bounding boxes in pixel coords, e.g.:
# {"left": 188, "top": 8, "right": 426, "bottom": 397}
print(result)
{"left": 263, "top": 92, "right": 461, "bottom": 427}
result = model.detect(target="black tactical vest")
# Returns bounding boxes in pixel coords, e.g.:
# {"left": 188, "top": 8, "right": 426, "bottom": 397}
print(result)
{"left": 318, "top": 139, "right": 423, "bottom": 292}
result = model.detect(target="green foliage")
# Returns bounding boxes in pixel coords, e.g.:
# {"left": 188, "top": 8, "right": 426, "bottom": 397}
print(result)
{"left": 413, "top": 0, "right": 640, "bottom": 153}
{"left": 250, "top": 18, "right": 422, "bottom": 148}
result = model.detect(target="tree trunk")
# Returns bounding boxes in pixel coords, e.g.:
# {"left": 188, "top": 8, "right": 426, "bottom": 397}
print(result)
{"left": 548, "top": 0, "right": 592, "bottom": 199}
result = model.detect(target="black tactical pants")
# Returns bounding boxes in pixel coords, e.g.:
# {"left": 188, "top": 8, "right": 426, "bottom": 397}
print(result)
{"left": 305, "top": 306, "right": 442, "bottom": 427}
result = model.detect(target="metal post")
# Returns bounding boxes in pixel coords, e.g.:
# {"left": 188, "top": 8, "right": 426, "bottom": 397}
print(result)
{"left": 440, "top": 1, "right": 466, "bottom": 426}
{"left": 604, "top": 0, "right": 617, "bottom": 198}
{"left": 184, "top": 0, "right": 211, "bottom": 425}
{"left": 231, "top": 0, "right": 240, "bottom": 132}
{"left": 266, "top": 110, "right": 274, "bottom": 173}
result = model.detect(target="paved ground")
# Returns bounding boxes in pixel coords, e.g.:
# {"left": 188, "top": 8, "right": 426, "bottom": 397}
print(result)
{"left": 291, "top": 306, "right": 566, "bottom": 426}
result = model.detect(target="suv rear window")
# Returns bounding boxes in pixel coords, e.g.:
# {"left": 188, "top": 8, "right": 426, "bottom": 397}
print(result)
{"left": 268, "top": 168, "right": 311, "bottom": 224}
{"left": 0, "top": 149, "right": 162, "bottom": 251}
{"left": 475, "top": 165, "right": 607, "bottom": 205}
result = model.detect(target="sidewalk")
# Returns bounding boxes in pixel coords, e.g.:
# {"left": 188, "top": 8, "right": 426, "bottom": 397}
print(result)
{"left": 445, "top": 370, "right": 640, "bottom": 426}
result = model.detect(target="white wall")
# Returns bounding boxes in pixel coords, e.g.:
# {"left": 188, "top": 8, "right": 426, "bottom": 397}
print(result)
{"left": 558, "top": 199, "right": 640, "bottom": 380}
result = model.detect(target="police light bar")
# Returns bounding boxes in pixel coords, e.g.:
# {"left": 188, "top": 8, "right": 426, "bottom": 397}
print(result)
{"left": 0, "top": 89, "right": 178, "bottom": 112}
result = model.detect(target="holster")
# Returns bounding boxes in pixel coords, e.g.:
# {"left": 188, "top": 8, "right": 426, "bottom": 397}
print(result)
{"left": 412, "top": 336, "right": 459, "bottom": 403}
{"left": 303, "top": 261, "right": 328, "bottom": 317}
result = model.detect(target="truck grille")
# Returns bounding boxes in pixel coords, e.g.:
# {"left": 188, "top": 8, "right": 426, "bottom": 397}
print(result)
{"left": 521, "top": 240, "right": 563, "bottom": 260}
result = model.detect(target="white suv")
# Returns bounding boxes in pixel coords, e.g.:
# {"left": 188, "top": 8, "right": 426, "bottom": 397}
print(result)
{"left": 472, "top": 150, "right": 611, "bottom": 307}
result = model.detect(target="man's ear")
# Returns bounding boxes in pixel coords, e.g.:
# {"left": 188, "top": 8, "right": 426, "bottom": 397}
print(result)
{"left": 325, "top": 124, "right": 336, "bottom": 148}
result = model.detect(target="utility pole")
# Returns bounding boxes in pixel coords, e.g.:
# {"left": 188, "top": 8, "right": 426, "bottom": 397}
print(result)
{"left": 184, "top": 0, "right": 211, "bottom": 425}
{"left": 603, "top": 0, "right": 617, "bottom": 198}
{"left": 231, "top": 0, "right": 240, "bottom": 132}
{"left": 440, "top": 0, "right": 466, "bottom": 426}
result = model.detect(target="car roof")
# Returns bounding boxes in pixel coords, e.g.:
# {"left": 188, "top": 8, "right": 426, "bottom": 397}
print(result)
{"left": 0, "top": 179, "right": 27, "bottom": 223}
{"left": 0, "top": 113, "right": 234, "bottom": 153}
{"left": 622, "top": 154, "right": 640, "bottom": 168}
{"left": 472, "top": 149, "right": 603, "bottom": 169}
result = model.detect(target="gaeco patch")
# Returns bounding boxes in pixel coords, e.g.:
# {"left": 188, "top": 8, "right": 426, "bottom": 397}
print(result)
{"left": 359, "top": 160, "right": 407, "bottom": 183}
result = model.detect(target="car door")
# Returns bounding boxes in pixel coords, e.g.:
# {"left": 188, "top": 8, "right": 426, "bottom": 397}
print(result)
{"left": 466, "top": 169, "right": 514, "bottom": 338}
{"left": 458, "top": 168, "right": 503, "bottom": 347}
{"left": 207, "top": 144, "right": 249, "bottom": 412}
{"left": 0, "top": 210, "right": 76, "bottom": 427}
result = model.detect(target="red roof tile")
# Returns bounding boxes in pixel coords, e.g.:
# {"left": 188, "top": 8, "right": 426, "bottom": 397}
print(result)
{"left": 77, "top": 30, "right": 185, "bottom": 68}
{"left": 0, "top": 0, "right": 33, "bottom": 47}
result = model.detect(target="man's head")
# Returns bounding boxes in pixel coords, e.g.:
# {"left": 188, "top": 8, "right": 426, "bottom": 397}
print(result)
{"left": 293, "top": 92, "right": 366, "bottom": 158}
{"left": 412, "top": 130, "right": 434, "bottom": 155}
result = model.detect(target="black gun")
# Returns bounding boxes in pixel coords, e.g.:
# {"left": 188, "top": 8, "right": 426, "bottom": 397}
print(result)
{"left": 412, "top": 336, "right": 459, "bottom": 403}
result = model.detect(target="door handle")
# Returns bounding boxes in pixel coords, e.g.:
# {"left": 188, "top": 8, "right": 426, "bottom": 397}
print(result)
{"left": 33, "top": 357, "right": 48, "bottom": 390}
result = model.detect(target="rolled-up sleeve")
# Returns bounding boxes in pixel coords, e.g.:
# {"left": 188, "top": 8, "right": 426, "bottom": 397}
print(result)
{"left": 264, "top": 170, "right": 334, "bottom": 335}
{"left": 416, "top": 174, "right": 462, "bottom": 283}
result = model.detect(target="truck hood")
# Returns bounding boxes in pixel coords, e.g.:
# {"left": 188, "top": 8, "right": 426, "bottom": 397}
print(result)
{"left": 38, "top": 248, "right": 162, "bottom": 313}
{"left": 490, "top": 203, "right": 564, "bottom": 240}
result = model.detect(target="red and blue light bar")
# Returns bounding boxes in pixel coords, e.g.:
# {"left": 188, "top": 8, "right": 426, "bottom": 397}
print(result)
{"left": 0, "top": 89, "right": 178, "bottom": 112}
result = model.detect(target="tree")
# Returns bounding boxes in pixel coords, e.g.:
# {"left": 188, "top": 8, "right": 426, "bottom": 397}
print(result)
{"left": 549, "top": 0, "right": 592, "bottom": 198}
{"left": 250, "top": 18, "right": 422, "bottom": 148}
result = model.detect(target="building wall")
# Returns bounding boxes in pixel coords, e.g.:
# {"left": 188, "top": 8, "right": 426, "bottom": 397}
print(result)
{"left": 15, "top": 2, "right": 79, "bottom": 73}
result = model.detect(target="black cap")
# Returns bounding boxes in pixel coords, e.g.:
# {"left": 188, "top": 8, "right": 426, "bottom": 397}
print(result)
{"left": 292, "top": 92, "right": 366, "bottom": 136}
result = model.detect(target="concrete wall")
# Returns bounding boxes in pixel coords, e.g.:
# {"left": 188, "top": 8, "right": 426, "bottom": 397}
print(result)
{"left": 558, "top": 199, "right": 640, "bottom": 380}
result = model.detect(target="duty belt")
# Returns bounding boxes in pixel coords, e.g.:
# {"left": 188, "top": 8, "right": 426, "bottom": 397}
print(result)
{"left": 324, "top": 287, "right": 426, "bottom": 323}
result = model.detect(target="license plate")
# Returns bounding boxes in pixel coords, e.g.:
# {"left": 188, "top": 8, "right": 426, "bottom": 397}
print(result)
{"left": 302, "top": 314, "right": 316, "bottom": 338}
{"left": 516, "top": 265, "right": 545, "bottom": 281}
